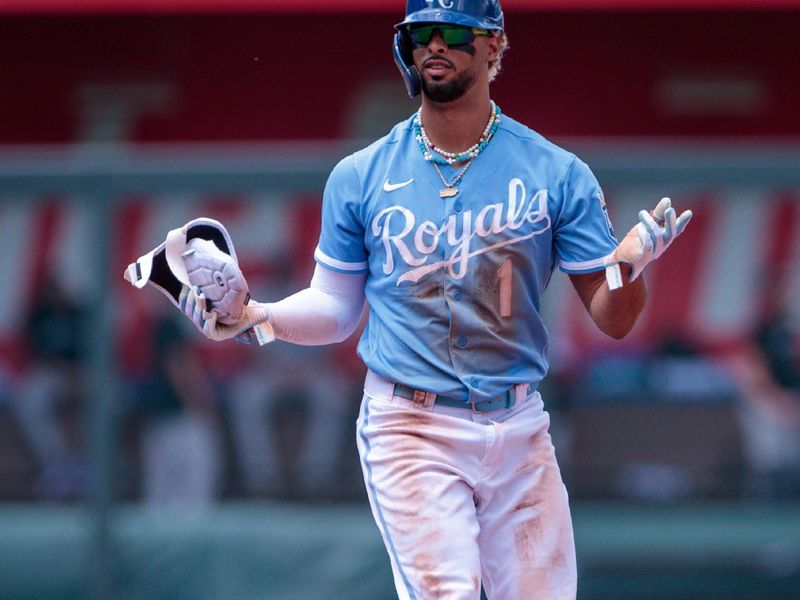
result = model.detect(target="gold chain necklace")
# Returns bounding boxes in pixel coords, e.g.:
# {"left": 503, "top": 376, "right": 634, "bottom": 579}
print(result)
{"left": 432, "top": 157, "right": 476, "bottom": 199}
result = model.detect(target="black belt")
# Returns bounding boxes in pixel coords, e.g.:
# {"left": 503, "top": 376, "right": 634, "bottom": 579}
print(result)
{"left": 392, "top": 382, "right": 533, "bottom": 413}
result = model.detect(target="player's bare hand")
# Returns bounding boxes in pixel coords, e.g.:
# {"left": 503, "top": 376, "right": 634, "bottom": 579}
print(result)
{"left": 604, "top": 197, "right": 692, "bottom": 286}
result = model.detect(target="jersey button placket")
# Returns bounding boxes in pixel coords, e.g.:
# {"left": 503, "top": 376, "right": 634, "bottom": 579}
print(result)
{"left": 457, "top": 336, "right": 467, "bottom": 348}
{"left": 453, "top": 200, "right": 463, "bottom": 212}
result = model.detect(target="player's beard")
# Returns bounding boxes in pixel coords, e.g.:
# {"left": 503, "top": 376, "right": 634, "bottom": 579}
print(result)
{"left": 422, "top": 69, "right": 476, "bottom": 103}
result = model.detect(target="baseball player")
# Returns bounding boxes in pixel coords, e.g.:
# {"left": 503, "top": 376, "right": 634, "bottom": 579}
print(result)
{"left": 173, "top": 1, "right": 693, "bottom": 598}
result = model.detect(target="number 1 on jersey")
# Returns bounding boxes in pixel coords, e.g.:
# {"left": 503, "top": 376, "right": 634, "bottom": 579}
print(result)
{"left": 497, "top": 259, "right": 512, "bottom": 318}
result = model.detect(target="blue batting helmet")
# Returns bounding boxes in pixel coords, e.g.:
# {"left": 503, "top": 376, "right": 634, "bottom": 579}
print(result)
{"left": 392, "top": 0, "right": 505, "bottom": 98}
{"left": 396, "top": 0, "right": 504, "bottom": 31}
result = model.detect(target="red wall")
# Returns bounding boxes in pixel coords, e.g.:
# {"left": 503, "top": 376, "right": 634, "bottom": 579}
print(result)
{"left": 0, "top": 10, "right": 798, "bottom": 143}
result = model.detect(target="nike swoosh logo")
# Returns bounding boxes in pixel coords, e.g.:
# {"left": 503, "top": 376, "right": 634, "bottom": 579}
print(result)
{"left": 383, "top": 178, "right": 414, "bottom": 192}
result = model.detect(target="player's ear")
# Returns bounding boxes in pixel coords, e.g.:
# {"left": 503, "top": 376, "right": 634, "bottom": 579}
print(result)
{"left": 485, "top": 32, "right": 501, "bottom": 62}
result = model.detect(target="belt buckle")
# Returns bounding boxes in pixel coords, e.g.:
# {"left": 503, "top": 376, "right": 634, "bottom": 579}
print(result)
{"left": 412, "top": 389, "right": 427, "bottom": 404}
{"left": 394, "top": 383, "right": 437, "bottom": 408}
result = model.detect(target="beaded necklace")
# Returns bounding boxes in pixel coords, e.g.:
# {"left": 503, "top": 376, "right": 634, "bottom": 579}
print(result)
{"left": 414, "top": 101, "right": 501, "bottom": 198}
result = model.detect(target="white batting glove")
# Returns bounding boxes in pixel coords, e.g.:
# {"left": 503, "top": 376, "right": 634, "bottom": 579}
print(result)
{"left": 603, "top": 197, "right": 693, "bottom": 289}
{"left": 182, "top": 238, "right": 250, "bottom": 325}
{"left": 178, "top": 286, "right": 274, "bottom": 344}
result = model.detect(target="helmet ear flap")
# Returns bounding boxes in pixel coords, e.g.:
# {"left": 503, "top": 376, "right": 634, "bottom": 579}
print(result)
{"left": 393, "top": 30, "right": 421, "bottom": 98}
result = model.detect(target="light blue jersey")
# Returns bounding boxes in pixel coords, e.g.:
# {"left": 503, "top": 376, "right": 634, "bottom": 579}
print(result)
{"left": 314, "top": 113, "right": 618, "bottom": 403}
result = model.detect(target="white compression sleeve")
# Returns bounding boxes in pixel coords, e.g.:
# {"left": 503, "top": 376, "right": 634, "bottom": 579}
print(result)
{"left": 262, "top": 264, "right": 367, "bottom": 345}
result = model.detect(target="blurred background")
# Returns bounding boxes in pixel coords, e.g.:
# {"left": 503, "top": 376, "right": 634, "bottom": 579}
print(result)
{"left": 1, "top": 1, "right": 799, "bottom": 599}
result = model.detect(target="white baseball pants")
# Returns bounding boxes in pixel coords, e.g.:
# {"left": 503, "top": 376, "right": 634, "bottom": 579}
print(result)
{"left": 357, "top": 370, "right": 577, "bottom": 600}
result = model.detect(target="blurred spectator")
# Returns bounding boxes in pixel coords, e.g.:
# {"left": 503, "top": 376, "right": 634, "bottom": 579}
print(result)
{"left": 568, "top": 335, "right": 743, "bottom": 501}
{"left": 221, "top": 260, "right": 363, "bottom": 500}
{"left": 7, "top": 275, "right": 87, "bottom": 500}
{"left": 137, "top": 313, "right": 224, "bottom": 509}
{"left": 730, "top": 269, "right": 800, "bottom": 500}
{"left": 226, "top": 343, "right": 356, "bottom": 499}
{"left": 647, "top": 334, "right": 738, "bottom": 401}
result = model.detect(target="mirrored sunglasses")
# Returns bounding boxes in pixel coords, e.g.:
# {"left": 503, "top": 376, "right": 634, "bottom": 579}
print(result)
{"left": 407, "top": 24, "right": 490, "bottom": 48}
